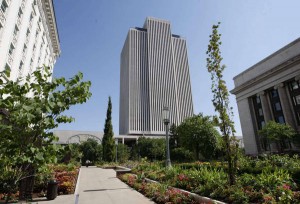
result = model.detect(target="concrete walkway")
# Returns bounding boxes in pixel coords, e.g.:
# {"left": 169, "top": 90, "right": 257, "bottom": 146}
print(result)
{"left": 29, "top": 167, "right": 154, "bottom": 204}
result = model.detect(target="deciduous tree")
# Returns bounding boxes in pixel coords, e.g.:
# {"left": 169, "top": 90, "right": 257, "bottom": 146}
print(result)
{"left": 176, "top": 114, "right": 221, "bottom": 160}
{"left": 0, "top": 67, "right": 91, "bottom": 199}
{"left": 259, "top": 121, "right": 296, "bottom": 153}
{"left": 206, "top": 23, "right": 237, "bottom": 184}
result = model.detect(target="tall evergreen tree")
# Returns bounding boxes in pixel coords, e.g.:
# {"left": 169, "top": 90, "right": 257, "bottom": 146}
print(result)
{"left": 206, "top": 23, "right": 238, "bottom": 185}
{"left": 102, "top": 96, "right": 115, "bottom": 162}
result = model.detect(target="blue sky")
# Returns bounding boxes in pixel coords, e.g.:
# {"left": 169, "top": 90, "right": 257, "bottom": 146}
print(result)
{"left": 53, "top": 0, "right": 300, "bottom": 136}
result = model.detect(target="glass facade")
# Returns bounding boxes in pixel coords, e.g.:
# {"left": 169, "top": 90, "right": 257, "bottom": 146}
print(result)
{"left": 288, "top": 80, "right": 300, "bottom": 125}
{"left": 268, "top": 89, "right": 285, "bottom": 124}
{"left": 252, "top": 95, "right": 269, "bottom": 151}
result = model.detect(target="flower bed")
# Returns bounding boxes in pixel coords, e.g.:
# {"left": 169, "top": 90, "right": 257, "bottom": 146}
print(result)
{"left": 33, "top": 164, "right": 79, "bottom": 196}
{"left": 119, "top": 173, "right": 198, "bottom": 204}
{"left": 52, "top": 164, "right": 79, "bottom": 194}
{"left": 130, "top": 157, "right": 300, "bottom": 204}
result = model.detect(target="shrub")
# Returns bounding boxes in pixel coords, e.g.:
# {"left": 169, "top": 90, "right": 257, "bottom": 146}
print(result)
{"left": 171, "top": 147, "right": 194, "bottom": 162}
{"left": 119, "top": 173, "right": 197, "bottom": 204}
{"left": 138, "top": 137, "right": 165, "bottom": 161}
{"left": 116, "top": 144, "right": 130, "bottom": 163}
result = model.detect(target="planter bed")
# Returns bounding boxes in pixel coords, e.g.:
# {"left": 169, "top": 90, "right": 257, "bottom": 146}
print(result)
{"left": 131, "top": 162, "right": 300, "bottom": 203}
{"left": 118, "top": 172, "right": 224, "bottom": 204}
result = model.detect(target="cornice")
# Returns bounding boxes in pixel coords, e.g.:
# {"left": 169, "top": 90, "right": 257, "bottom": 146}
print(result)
{"left": 233, "top": 38, "right": 300, "bottom": 81}
{"left": 231, "top": 54, "right": 300, "bottom": 95}
{"left": 40, "top": 0, "right": 60, "bottom": 57}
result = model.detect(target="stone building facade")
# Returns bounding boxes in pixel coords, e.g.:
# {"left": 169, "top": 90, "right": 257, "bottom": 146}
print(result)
{"left": 231, "top": 38, "right": 300, "bottom": 155}
{"left": 0, "top": 0, "right": 60, "bottom": 80}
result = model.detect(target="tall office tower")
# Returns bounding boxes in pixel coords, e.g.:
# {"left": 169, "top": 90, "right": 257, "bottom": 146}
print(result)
{"left": 0, "top": 0, "right": 60, "bottom": 81}
{"left": 120, "top": 17, "right": 194, "bottom": 136}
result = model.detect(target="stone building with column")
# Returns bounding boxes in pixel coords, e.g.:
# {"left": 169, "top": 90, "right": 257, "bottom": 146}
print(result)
{"left": 231, "top": 38, "right": 300, "bottom": 155}
{"left": 0, "top": 0, "right": 60, "bottom": 81}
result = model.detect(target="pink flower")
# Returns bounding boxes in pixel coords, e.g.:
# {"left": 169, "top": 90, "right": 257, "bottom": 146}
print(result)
{"left": 282, "top": 184, "right": 290, "bottom": 190}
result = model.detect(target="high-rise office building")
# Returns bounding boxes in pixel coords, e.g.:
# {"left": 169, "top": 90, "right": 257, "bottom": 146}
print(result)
{"left": 0, "top": 0, "right": 60, "bottom": 81}
{"left": 120, "top": 17, "right": 194, "bottom": 136}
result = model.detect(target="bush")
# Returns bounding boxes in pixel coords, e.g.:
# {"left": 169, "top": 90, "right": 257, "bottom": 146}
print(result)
{"left": 138, "top": 137, "right": 165, "bottom": 161}
{"left": 80, "top": 139, "right": 102, "bottom": 165}
{"left": 119, "top": 173, "right": 197, "bottom": 204}
{"left": 171, "top": 147, "right": 194, "bottom": 162}
{"left": 116, "top": 144, "right": 130, "bottom": 163}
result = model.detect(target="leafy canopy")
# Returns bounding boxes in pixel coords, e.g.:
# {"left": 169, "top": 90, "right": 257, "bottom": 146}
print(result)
{"left": 0, "top": 67, "right": 91, "bottom": 179}
{"left": 206, "top": 22, "right": 237, "bottom": 185}
{"left": 176, "top": 114, "right": 221, "bottom": 160}
{"left": 259, "top": 121, "right": 296, "bottom": 142}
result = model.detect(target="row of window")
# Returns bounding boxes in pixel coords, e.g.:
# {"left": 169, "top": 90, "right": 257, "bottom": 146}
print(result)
{"left": 252, "top": 80, "right": 300, "bottom": 151}
{"left": 0, "top": 0, "right": 10, "bottom": 40}
{"left": 2, "top": 0, "right": 53, "bottom": 79}
{"left": 288, "top": 80, "right": 300, "bottom": 124}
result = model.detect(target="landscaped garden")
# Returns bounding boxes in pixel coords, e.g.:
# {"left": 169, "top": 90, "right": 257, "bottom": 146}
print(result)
{"left": 118, "top": 155, "right": 300, "bottom": 204}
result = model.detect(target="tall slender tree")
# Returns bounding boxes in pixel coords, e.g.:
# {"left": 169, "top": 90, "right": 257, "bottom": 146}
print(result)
{"left": 206, "top": 22, "right": 237, "bottom": 185}
{"left": 102, "top": 96, "right": 115, "bottom": 162}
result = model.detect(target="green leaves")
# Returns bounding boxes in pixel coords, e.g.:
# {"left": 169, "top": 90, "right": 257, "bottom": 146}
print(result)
{"left": 259, "top": 121, "right": 296, "bottom": 153}
{"left": 0, "top": 65, "right": 92, "bottom": 191}
{"left": 102, "top": 96, "right": 115, "bottom": 162}
{"left": 206, "top": 23, "right": 237, "bottom": 185}
{"left": 177, "top": 114, "right": 221, "bottom": 160}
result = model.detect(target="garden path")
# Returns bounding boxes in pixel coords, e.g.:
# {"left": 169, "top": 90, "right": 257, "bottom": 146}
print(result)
{"left": 29, "top": 166, "right": 154, "bottom": 204}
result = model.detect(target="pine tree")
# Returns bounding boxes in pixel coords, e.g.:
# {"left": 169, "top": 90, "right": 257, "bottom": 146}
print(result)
{"left": 102, "top": 96, "right": 115, "bottom": 162}
{"left": 206, "top": 23, "right": 238, "bottom": 185}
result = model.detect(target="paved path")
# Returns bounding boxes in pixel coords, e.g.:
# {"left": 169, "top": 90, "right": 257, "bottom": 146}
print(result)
{"left": 30, "top": 167, "right": 154, "bottom": 204}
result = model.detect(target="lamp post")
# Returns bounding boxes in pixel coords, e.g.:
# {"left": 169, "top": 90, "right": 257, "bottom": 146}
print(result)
{"left": 115, "top": 138, "right": 118, "bottom": 163}
{"left": 162, "top": 106, "right": 171, "bottom": 168}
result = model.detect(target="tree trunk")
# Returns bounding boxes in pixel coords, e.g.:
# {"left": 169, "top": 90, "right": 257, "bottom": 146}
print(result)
{"left": 19, "top": 165, "right": 35, "bottom": 201}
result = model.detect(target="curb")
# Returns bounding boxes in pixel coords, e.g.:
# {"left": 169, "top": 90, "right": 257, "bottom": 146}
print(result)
{"left": 74, "top": 167, "right": 82, "bottom": 204}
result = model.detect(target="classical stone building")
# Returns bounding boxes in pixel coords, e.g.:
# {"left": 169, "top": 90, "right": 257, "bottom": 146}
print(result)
{"left": 231, "top": 38, "right": 300, "bottom": 155}
{"left": 0, "top": 0, "right": 60, "bottom": 80}
{"left": 119, "top": 17, "right": 194, "bottom": 136}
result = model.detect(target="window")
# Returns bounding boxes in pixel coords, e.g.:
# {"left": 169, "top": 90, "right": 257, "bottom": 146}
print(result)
{"left": 288, "top": 80, "right": 300, "bottom": 125}
{"left": 268, "top": 89, "right": 285, "bottom": 124}
{"left": 1, "top": 0, "right": 8, "bottom": 13}
{"left": 295, "top": 95, "right": 300, "bottom": 105}
{"left": 256, "top": 96, "right": 261, "bottom": 104}
{"left": 0, "top": 23, "right": 3, "bottom": 36}
{"left": 22, "top": 44, "right": 27, "bottom": 53}
{"left": 259, "top": 108, "right": 263, "bottom": 116}
{"left": 275, "top": 102, "right": 281, "bottom": 111}
{"left": 8, "top": 43, "right": 15, "bottom": 55}
{"left": 291, "top": 81, "right": 299, "bottom": 90}
{"left": 5, "top": 63, "right": 10, "bottom": 71}
{"left": 26, "top": 29, "right": 30, "bottom": 36}
{"left": 271, "top": 89, "right": 278, "bottom": 98}
{"left": 252, "top": 95, "right": 265, "bottom": 130}
{"left": 30, "top": 13, "right": 34, "bottom": 21}
{"left": 278, "top": 116, "right": 285, "bottom": 124}
{"left": 13, "top": 25, "right": 19, "bottom": 36}
{"left": 19, "top": 61, "right": 23, "bottom": 70}
{"left": 18, "top": 8, "right": 23, "bottom": 18}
